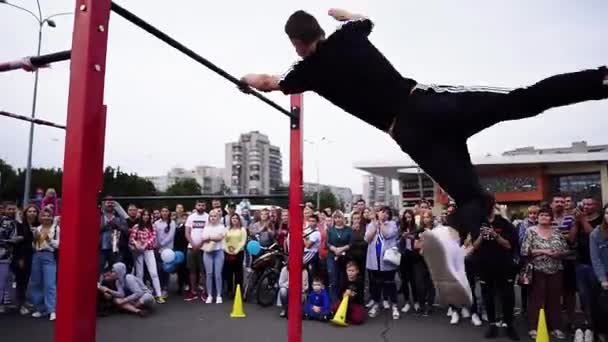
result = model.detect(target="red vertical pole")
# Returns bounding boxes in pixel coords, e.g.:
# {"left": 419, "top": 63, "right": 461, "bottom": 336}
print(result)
{"left": 55, "top": 1, "right": 111, "bottom": 341}
{"left": 287, "top": 94, "right": 304, "bottom": 342}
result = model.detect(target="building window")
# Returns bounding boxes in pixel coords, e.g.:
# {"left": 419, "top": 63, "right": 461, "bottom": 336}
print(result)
{"left": 550, "top": 173, "right": 601, "bottom": 201}
{"left": 250, "top": 174, "right": 260, "bottom": 181}
{"left": 480, "top": 176, "right": 538, "bottom": 193}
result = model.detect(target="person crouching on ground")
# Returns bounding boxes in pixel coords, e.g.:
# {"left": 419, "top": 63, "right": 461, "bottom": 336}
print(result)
{"left": 98, "top": 262, "right": 153, "bottom": 317}
{"left": 278, "top": 263, "right": 309, "bottom": 318}
{"left": 304, "top": 277, "right": 331, "bottom": 321}
{"left": 330, "top": 261, "right": 365, "bottom": 325}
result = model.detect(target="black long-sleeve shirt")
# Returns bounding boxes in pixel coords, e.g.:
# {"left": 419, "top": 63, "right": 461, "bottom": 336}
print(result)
{"left": 279, "top": 19, "right": 417, "bottom": 132}
{"left": 340, "top": 276, "right": 364, "bottom": 305}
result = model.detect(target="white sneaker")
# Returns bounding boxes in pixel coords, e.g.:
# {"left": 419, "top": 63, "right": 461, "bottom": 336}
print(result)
{"left": 529, "top": 330, "right": 537, "bottom": 340}
{"left": 32, "top": 311, "right": 43, "bottom": 318}
{"left": 585, "top": 329, "right": 595, "bottom": 342}
{"left": 446, "top": 307, "right": 453, "bottom": 317}
{"left": 551, "top": 329, "right": 566, "bottom": 340}
{"left": 421, "top": 226, "right": 472, "bottom": 307}
{"left": 450, "top": 311, "right": 460, "bottom": 325}
{"left": 365, "top": 300, "right": 376, "bottom": 309}
{"left": 368, "top": 304, "right": 379, "bottom": 318}
{"left": 575, "top": 329, "right": 585, "bottom": 342}
{"left": 413, "top": 302, "right": 421, "bottom": 312}
{"left": 392, "top": 305, "right": 400, "bottom": 320}
{"left": 205, "top": 296, "right": 213, "bottom": 304}
{"left": 382, "top": 300, "right": 390, "bottom": 309}
{"left": 49, "top": 312, "right": 56, "bottom": 321}
{"left": 216, "top": 296, "right": 223, "bottom": 304}
{"left": 471, "top": 313, "right": 482, "bottom": 327}
{"left": 482, "top": 313, "right": 489, "bottom": 321}
{"left": 19, "top": 306, "right": 30, "bottom": 315}
{"left": 401, "top": 303, "right": 411, "bottom": 313}
{"left": 461, "top": 307, "right": 471, "bottom": 318}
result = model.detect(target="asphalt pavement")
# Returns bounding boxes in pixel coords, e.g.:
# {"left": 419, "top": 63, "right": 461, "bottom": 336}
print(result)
{"left": 0, "top": 297, "right": 531, "bottom": 342}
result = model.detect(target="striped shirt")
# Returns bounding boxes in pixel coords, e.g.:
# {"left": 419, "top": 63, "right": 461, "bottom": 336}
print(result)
{"left": 303, "top": 229, "right": 321, "bottom": 264}
{"left": 552, "top": 214, "right": 576, "bottom": 259}
{"left": 552, "top": 214, "right": 576, "bottom": 234}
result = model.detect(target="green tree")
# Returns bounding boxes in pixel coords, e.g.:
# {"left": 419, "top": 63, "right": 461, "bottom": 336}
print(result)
{"left": 213, "top": 183, "right": 232, "bottom": 196}
{"left": 0, "top": 159, "right": 19, "bottom": 201}
{"left": 304, "top": 188, "right": 340, "bottom": 211}
{"left": 30, "top": 167, "right": 63, "bottom": 197}
{"left": 0, "top": 159, "right": 63, "bottom": 203}
{"left": 102, "top": 166, "right": 157, "bottom": 197}
{"left": 166, "top": 178, "right": 202, "bottom": 196}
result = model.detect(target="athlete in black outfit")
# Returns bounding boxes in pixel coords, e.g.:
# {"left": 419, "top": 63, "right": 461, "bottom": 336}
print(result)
{"left": 240, "top": 8, "right": 608, "bottom": 305}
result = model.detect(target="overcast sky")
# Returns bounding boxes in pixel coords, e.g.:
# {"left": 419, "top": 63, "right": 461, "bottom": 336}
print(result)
{"left": 1, "top": 0, "right": 607, "bottom": 194}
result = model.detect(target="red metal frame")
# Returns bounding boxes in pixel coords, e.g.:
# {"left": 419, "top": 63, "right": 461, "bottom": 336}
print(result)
{"left": 55, "top": 1, "right": 111, "bottom": 341}
{"left": 287, "top": 94, "right": 304, "bottom": 342}
{"left": 54, "top": 2, "right": 304, "bottom": 341}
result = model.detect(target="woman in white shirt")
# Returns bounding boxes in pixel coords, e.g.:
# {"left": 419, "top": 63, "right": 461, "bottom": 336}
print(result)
{"left": 30, "top": 208, "right": 60, "bottom": 321}
{"left": 154, "top": 207, "right": 176, "bottom": 298}
{"left": 202, "top": 209, "right": 227, "bottom": 304}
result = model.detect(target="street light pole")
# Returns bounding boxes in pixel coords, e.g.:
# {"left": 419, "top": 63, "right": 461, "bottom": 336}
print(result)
{"left": 305, "top": 137, "right": 330, "bottom": 210}
{"left": 22, "top": 22, "right": 43, "bottom": 206}
{"left": 1, "top": 0, "right": 73, "bottom": 205}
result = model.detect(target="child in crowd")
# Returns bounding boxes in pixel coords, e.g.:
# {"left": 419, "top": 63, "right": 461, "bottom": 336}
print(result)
{"left": 278, "top": 264, "right": 309, "bottom": 318}
{"left": 304, "top": 277, "right": 331, "bottom": 321}
{"left": 330, "top": 261, "right": 365, "bottom": 325}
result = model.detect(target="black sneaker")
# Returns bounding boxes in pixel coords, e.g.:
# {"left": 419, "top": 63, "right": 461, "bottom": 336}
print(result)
{"left": 485, "top": 325, "right": 499, "bottom": 339}
{"left": 506, "top": 326, "right": 520, "bottom": 341}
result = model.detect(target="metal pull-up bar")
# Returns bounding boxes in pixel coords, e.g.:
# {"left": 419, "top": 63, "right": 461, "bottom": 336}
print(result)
{"left": 0, "top": 110, "right": 66, "bottom": 129}
{"left": 0, "top": 50, "right": 71, "bottom": 72}
{"left": 110, "top": 1, "right": 294, "bottom": 119}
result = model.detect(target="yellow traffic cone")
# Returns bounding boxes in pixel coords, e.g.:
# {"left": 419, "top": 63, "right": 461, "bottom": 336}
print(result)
{"left": 330, "top": 294, "right": 349, "bottom": 327}
{"left": 230, "top": 284, "right": 246, "bottom": 318}
{"left": 535, "top": 308, "right": 549, "bottom": 342}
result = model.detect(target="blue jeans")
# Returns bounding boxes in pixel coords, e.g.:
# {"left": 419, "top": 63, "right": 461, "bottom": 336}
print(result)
{"left": 326, "top": 256, "right": 346, "bottom": 302}
{"left": 576, "top": 263, "right": 597, "bottom": 315}
{"left": 203, "top": 249, "right": 224, "bottom": 297}
{"left": 30, "top": 251, "right": 57, "bottom": 314}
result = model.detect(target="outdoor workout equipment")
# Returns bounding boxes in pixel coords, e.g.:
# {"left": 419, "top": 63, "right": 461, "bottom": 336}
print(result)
{"left": 1, "top": 2, "right": 304, "bottom": 342}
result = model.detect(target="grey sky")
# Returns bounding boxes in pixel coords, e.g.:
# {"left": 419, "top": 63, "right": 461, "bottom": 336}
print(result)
{"left": 1, "top": 0, "right": 606, "bottom": 194}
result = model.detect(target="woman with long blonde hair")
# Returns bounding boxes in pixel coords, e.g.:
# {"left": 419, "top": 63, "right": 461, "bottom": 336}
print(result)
{"left": 29, "top": 208, "right": 60, "bottom": 321}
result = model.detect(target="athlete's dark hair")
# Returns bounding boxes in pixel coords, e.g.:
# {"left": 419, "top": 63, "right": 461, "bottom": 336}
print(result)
{"left": 285, "top": 10, "right": 325, "bottom": 44}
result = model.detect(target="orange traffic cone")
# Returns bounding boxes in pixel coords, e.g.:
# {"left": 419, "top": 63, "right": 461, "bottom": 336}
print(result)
{"left": 535, "top": 308, "right": 549, "bottom": 342}
{"left": 230, "top": 284, "right": 246, "bottom": 318}
{"left": 330, "top": 294, "right": 349, "bottom": 327}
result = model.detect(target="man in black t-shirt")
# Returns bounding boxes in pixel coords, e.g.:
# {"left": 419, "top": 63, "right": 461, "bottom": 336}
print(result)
{"left": 239, "top": 8, "right": 608, "bottom": 306}
{"left": 473, "top": 203, "right": 519, "bottom": 340}
{"left": 569, "top": 196, "right": 603, "bottom": 325}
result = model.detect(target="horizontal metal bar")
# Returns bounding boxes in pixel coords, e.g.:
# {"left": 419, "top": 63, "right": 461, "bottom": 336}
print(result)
{"left": 0, "top": 50, "right": 71, "bottom": 72}
{"left": 103, "top": 194, "right": 289, "bottom": 201}
{"left": 30, "top": 50, "right": 71, "bottom": 67}
{"left": 0, "top": 110, "right": 66, "bottom": 129}
{"left": 110, "top": 2, "right": 294, "bottom": 118}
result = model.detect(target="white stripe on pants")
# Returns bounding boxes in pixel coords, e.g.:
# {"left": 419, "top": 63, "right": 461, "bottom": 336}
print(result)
{"left": 0, "top": 262, "right": 10, "bottom": 304}
{"left": 134, "top": 250, "right": 161, "bottom": 297}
